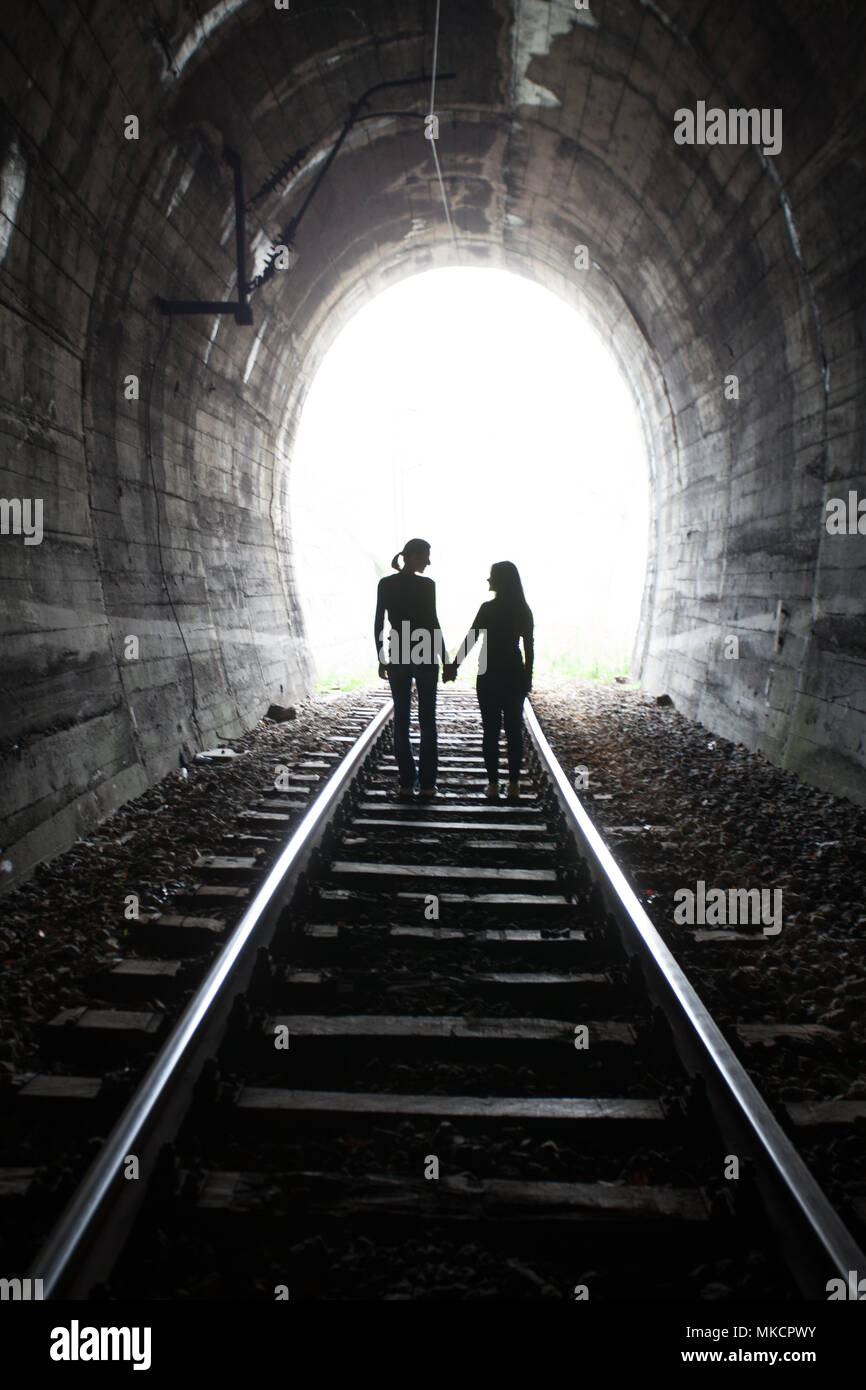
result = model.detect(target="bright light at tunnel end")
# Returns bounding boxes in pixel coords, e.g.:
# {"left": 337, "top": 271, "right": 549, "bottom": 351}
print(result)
{"left": 290, "top": 267, "right": 649, "bottom": 689}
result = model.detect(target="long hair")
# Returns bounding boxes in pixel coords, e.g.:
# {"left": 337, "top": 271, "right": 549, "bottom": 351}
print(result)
{"left": 391, "top": 537, "right": 430, "bottom": 570}
{"left": 489, "top": 560, "right": 530, "bottom": 624}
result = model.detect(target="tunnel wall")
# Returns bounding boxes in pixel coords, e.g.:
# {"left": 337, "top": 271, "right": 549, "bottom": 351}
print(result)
{"left": 0, "top": 3, "right": 312, "bottom": 891}
{"left": 1, "top": 0, "right": 865, "bottom": 894}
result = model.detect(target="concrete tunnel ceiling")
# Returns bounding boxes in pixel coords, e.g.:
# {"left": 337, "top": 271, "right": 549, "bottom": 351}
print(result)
{"left": 1, "top": 0, "right": 865, "bottom": 891}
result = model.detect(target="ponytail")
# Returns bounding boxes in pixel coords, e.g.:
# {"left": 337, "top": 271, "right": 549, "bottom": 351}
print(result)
{"left": 392, "top": 537, "right": 430, "bottom": 572}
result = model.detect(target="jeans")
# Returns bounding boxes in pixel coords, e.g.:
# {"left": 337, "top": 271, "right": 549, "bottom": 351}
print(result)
{"left": 387, "top": 664, "right": 439, "bottom": 789}
{"left": 476, "top": 673, "right": 526, "bottom": 782}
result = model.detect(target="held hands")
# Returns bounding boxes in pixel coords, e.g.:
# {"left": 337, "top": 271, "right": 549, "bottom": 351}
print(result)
{"left": 442, "top": 662, "right": 458, "bottom": 683}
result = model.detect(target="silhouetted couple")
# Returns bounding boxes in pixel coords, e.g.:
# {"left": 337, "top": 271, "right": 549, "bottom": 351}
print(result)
{"left": 373, "top": 538, "right": 534, "bottom": 802}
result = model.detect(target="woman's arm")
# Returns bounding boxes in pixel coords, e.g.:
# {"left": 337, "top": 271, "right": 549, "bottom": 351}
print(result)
{"left": 447, "top": 606, "right": 485, "bottom": 676}
{"left": 430, "top": 582, "right": 450, "bottom": 666}
{"left": 522, "top": 608, "right": 534, "bottom": 691}
{"left": 374, "top": 580, "right": 389, "bottom": 675}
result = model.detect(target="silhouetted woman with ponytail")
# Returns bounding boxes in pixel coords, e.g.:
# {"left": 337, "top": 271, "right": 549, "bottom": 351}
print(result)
{"left": 374, "top": 539, "right": 450, "bottom": 799}
{"left": 444, "top": 561, "right": 533, "bottom": 802}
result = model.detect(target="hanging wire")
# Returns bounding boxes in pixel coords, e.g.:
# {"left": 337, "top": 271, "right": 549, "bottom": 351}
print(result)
{"left": 429, "top": 0, "right": 442, "bottom": 117}
{"left": 427, "top": 0, "right": 458, "bottom": 248}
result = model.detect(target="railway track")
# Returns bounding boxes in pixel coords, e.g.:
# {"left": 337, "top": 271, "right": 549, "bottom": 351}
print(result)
{"left": 4, "top": 690, "right": 864, "bottom": 1300}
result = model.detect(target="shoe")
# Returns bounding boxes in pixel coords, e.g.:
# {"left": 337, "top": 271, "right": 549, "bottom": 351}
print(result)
{"left": 397, "top": 786, "right": 415, "bottom": 800}
{"left": 506, "top": 780, "right": 520, "bottom": 802}
{"left": 418, "top": 786, "right": 437, "bottom": 799}
{"left": 484, "top": 782, "right": 500, "bottom": 801}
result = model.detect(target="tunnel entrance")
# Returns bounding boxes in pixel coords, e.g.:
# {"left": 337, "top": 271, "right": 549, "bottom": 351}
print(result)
{"left": 289, "top": 266, "right": 649, "bottom": 689}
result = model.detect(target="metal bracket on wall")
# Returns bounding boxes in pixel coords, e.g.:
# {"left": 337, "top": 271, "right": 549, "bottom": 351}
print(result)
{"left": 155, "top": 148, "right": 253, "bottom": 325}
{"left": 154, "top": 71, "right": 455, "bottom": 325}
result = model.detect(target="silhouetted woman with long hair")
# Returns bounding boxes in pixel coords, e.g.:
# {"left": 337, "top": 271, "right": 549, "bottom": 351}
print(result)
{"left": 374, "top": 538, "right": 450, "bottom": 799}
{"left": 445, "top": 561, "right": 534, "bottom": 801}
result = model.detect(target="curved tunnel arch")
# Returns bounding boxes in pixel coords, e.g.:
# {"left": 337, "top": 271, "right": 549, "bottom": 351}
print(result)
{"left": 1, "top": 0, "right": 864, "bottom": 888}
{"left": 283, "top": 260, "right": 653, "bottom": 682}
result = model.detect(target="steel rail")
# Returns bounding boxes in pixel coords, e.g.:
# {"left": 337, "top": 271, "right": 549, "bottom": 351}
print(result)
{"left": 30, "top": 700, "right": 394, "bottom": 1298}
{"left": 524, "top": 698, "right": 865, "bottom": 1299}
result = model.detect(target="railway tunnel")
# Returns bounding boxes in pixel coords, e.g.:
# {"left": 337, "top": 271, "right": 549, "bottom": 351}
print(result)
{"left": 2, "top": 0, "right": 864, "bottom": 890}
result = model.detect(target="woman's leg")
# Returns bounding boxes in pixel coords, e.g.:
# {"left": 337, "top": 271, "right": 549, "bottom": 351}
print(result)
{"left": 415, "top": 666, "right": 439, "bottom": 790}
{"left": 502, "top": 682, "right": 526, "bottom": 782}
{"left": 476, "top": 677, "right": 503, "bottom": 783}
{"left": 387, "top": 666, "right": 416, "bottom": 787}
